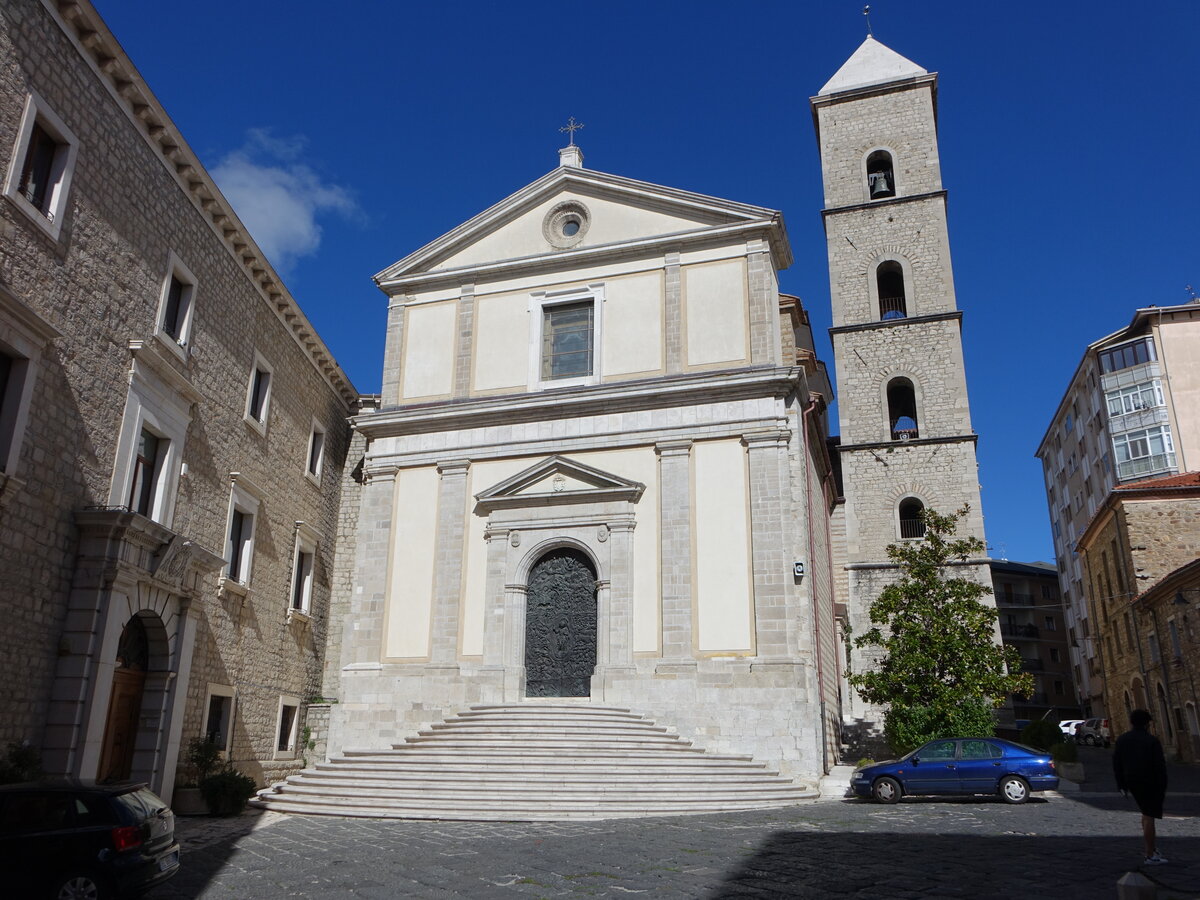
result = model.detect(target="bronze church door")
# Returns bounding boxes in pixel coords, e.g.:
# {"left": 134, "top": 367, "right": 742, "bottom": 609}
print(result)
{"left": 524, "top": 549, "right": 597, "bottom": 697}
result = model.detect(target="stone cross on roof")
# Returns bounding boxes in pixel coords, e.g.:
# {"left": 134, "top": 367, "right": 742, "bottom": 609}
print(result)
{"left": 559, "top": 117, "right": 584, "bottom": 147}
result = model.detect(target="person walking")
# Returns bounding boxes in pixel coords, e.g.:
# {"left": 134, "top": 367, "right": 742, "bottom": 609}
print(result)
{"left": 1112, "top": 708, "right": 1169, "bottom": 866}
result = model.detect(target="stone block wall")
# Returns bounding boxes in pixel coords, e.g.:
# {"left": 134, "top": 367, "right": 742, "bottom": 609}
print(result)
{"left": 0, "top": 0, "right": 354, "bottom": 788}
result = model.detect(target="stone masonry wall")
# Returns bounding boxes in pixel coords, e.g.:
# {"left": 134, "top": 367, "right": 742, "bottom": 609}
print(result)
{"left": 0, "top": 0, "right": 353, "bottom": 787}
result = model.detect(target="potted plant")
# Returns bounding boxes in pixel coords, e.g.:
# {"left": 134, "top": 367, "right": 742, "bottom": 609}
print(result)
{"left": 199, "top": 765, "right": 257, "bottom": 816}
{"left": 172, "top": 736, "right": 221, "bottom": 816}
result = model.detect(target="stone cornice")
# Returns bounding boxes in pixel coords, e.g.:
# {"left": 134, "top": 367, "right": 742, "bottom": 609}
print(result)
{"left": 42, "top": 0, "right": 357, "bottom": 408}
{"left": 828, "top": 310, "right": 962, "bottom": 335}
{"left": 820, "top": 190, "right": 947, "bottom": 219}
{"left": 353, "top": 367, "right": 803, "bottom": 438}
{"left": 377, "top": 220, "right": 788, "bottom": 294}
{"left": 127, "top": 339, "right": 203, "bottom": 405}
{"left": 838, "top": 433, "right": 978, "bottom": 452}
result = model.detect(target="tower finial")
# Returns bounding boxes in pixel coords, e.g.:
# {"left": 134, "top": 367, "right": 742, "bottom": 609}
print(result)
{"left": 863, "top": 5, "right": 873, "bottom": 37}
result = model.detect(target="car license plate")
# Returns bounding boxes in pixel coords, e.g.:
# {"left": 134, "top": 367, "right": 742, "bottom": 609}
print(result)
{"left": 159, "top": 851, "right": 179, "bottom": 872}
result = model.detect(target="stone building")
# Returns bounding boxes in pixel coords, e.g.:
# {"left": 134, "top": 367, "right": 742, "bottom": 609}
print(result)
{"left": 0, "top": 0, "right": 357, "bottom": 799}
{"left": 1037, "top": 302, "right": 1200, "bottom": 715}
{"left": 989, "top": 560, "right": 1081, "bottom": 727}
{"left": 327, "top": 141, "right": 841, "bottom": 783}
{"left": 1076, "top": 472, "right": 1200, "bottom": 759}
{"left": 811, "top": 38, "right": 991, "bottom": 738}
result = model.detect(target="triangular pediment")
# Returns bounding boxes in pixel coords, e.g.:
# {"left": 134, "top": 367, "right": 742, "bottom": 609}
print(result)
{"left": 819, "top": 36, "right": 928, "bottom": 96}
{"left": 475, "top": 455, "right": 645, "bottom": 512}
{"left": 375, "top": 166, "right": 786, "bottom": 287}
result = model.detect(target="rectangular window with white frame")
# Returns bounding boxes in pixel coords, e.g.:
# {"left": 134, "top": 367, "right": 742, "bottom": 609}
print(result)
{"left": 529, "top": 285, "right": 604, "bottom": 390}
{"left": 243, "top": 353, "right": 273, "bottom": 433}
{"left": 274, "top": 696, "right": 300, "bottom": 759}
{"left": 3, "top": 91, "right": 79, "bottom": 241}
{"left": 1106, "top": 379, "right": 1164, "bottom": 417}
{"left": 127, "top": 426, "right": 168, "bottom": 518}
{"left": 289, "top": 525, "right": 319, "bottom": 617}
{"left": 305, "top": 419, "right": 325, "bottom": 484}
{"left": 1113, "top": 425, "right": 1175, "bottom": 480}
{"left": 203, "top": 684, "right": 235, "bottom": 754}
{"left": 224, "top": 483, "right": 260, "bottom": 586}
{"left": 156, "top": 253, "right": 197, "bottom": 355}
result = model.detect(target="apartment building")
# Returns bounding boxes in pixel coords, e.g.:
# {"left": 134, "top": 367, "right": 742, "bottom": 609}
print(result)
{"left": 1036, "top": 302, "right": 1200, "bottom": 714}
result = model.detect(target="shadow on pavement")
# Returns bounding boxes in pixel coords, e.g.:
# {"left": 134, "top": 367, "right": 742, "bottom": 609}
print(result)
{"left": 709, "top": 833, "right": 1199, "bottom": 900}
{"left": 144, "top": 809, "right": 272, "bottom": 899}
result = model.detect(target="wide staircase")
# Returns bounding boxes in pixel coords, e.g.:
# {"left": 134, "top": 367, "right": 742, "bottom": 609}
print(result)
{"left": 252, "top": 703, "right": 816, "bottom": 820}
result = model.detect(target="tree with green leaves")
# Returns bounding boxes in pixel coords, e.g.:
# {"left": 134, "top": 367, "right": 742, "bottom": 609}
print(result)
{"left": 848, "top": 505, "right": 1033, "bottom": 754}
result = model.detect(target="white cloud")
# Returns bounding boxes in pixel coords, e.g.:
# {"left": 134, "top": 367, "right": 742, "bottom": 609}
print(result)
{"left": 212, "top": 129, "right": 358, "bottom": 273}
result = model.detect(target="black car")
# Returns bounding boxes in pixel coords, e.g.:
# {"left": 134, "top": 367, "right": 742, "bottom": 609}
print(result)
{"left": 0, "top": 780, "right": 180, "bottom": 899}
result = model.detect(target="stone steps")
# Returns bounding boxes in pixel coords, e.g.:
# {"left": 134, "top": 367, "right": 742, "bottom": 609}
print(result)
{"left": 252, "top": 702, "right": 815, "bottom": 821}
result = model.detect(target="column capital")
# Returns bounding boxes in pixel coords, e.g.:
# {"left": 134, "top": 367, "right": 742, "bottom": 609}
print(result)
{"left": 362, "top": 463, "right": 400, "bottom": 484}
{"left": 741, "top": 428, "right": 791, "bottom": 449}
{"left": 655, "top": 439, "right": 693, "bottom": 457}
{"left": 436, "top": 458, "right": 471, "bottom": 476}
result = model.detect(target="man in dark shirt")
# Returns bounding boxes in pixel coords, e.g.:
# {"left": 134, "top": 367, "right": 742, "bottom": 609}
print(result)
{"left": 1112, "top": 708, "right": 1169, "bottom": 865}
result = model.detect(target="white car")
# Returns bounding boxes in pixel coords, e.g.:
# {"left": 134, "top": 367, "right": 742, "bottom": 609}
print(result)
{"left": 1059, "top": 719, "right": 1084, "bottom": 739}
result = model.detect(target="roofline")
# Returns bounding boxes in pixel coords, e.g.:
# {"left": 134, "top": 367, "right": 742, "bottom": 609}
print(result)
{"left": 810, "top": 72, "right": 938, "bottom": 136}
{"left": 43, "top": 0, "right": 358, "bottom": 407}
{"left": 1076, "top": 476, "right": 1200, "bottom": 552}
{"left": 988, "top": 559, "right": 1059, "bottom": 577}
{"left": 374, "top": 166, "right": 793, "bottom": 286}
{"left": 1134, "top": 555, "right": 1200, "bottom": 605}
{"left": 1034, "top": 300, "right": 1200, "bottom": 457}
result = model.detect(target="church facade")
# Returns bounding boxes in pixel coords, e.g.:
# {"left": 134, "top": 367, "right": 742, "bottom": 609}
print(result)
{"left": 332, "top": 145, "right": 842, "bottom": 779}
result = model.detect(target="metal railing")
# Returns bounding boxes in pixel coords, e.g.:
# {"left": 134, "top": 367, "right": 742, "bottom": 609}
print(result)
{"left": 899, "top": 518, "right": 925, "bottom": 539}
{"left": 1001, "top": 623, "right": 1040, "bottom": 638}
{"left": 879, "top": 296, "right": 907, "bottom": 320}
{"left": 1020, "top": 658, "right": 1045, "bottom": 672}
{"left": 1116, "top": 452, "right": 1177, "bottom": 481}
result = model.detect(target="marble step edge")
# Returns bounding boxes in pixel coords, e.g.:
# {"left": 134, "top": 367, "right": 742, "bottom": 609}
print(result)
{"left": 248, "top": 798, "right": 811, "bottom": 821}
{"left": 277, "top": 778, "right": 803, "bottom": 796}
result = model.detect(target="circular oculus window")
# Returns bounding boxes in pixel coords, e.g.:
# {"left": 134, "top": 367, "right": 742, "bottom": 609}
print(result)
{"left": 542, "top": 201, "right": 590, "bottom": 249}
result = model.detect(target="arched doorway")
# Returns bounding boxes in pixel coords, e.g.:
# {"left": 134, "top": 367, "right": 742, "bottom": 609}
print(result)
{"left": 98, "top": 614, "right": 151, "bottom": 782}
{"left": 524, "top": 548, "right": 598, "bottom": 697}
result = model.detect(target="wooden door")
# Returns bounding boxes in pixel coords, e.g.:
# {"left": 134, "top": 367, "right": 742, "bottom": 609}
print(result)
{"left": 98, "top": 668, "right": 146, "bottom": 782}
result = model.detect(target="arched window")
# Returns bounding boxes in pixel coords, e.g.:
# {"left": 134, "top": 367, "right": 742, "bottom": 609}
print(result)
{"left": 887, "top": 377, "right": 919, "bottom": 440}
{"left": 898, "top": 497, "right": 925, "bottom": 539}
{"left": 867, "top": 150, "right": 895, "bottom": 199}
{"left": 877, "top": 261, "right": 907, "bottom": 320}
{"left": 1156, "top": 683, "right": 1173, "bottom": 739}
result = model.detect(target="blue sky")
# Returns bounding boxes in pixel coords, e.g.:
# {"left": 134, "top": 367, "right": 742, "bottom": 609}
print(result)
{"left": 94, "top": 1, "right": 1198, "bottom": 566}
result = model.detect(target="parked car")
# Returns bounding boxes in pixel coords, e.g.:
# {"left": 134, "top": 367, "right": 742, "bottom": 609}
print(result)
{"left": 1076, "top": 717, "right": 1112, "bottom": 746}
{"left": 850, "top": 737, "right": 1058, "bottom": 804}
{"left": 1058, "top": 719, "right": 1084, "bottom": 739}
{"left": 0, "top": 780, "right": 180, "bottom": 899}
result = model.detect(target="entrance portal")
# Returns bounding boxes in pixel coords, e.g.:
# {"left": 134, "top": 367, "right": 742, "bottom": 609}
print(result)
{"left": 524, "top": 548, "right": 597, "bottom": 697}
{"left": 98, "top": 615, "right": 149, "bottom": 782}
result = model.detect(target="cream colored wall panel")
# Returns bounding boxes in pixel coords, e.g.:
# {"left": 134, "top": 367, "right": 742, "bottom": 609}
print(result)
{"left": 692, "top": 439, "right": 753, "bottom": 652}
{"left": 401, "top": 301, "right": 457, "bottom": 399}
{"left": 602, "top": 272, "right": 663, "bottom": 377}
{"left": 472, "top": 293, "right": 528, "bottom": 392}
{"left": 384, "top": 467, "right": 440, "bottom": 659}
{"left": 684, "top": 260, "right": 748, "bottom": 367}
{"left": 434, "top": 191, "right": 716, "bottom": 272}
{"left": 575, "top": 448, "right": 660, "bottom": 653}
{"left": 1160, "top": 320, "right": 1200, "bottom": 471}
{"left": 461, "top": 458, "right": 538, "bottom": 656}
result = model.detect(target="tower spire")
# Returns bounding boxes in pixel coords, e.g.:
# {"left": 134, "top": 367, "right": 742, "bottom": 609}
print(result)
{"left": 863, "top": 5, "right": 873, "bottom": 37}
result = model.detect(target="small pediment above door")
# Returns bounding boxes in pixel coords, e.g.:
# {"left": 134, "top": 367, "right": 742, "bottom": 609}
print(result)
{"left": 475, "top": 455, "right": 644, "bottom": 513}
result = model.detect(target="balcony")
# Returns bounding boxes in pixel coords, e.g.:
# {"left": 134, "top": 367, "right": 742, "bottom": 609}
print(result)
{"left": 1019, "top": 658, "right": 1045, "bottom": 672}
{"left": 1117, "top": 452, "right": 1177, "bottom": 482}
{"left": 997, "top": 593, "right": 1036, "bottom": 607}
{"left": 1001, "top": 623, "right": 1040, "bottom": 639}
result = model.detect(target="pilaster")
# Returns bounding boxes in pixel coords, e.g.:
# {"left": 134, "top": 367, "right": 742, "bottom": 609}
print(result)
{"left": 663, "top": 252, "right": 683, "bottom": 374}
{"left": 379, "top": 300, "right": 406, "bottom": 405}
{"left": 743, "top": 429, "right": 793, "bottom": 659}
{"left": 453, "top": 285, "right": 475, "bottom": 398}
{"left": 341, "top": 465, "right": 398, "bottom": 667}
{"left": 429, "top": 459, "right": 471, "bottom": 666}
{"left": 656, "top": 439, "right": 694, "bottom": 665}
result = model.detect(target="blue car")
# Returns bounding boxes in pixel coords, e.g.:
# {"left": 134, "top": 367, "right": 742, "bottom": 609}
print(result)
{"left": 850, "top": 737, "right": 1058, "bottom": 804}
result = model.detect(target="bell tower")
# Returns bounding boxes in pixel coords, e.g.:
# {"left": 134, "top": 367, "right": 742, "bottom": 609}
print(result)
{"left": 811, "top": 38, "right": 990, "bottom": 734}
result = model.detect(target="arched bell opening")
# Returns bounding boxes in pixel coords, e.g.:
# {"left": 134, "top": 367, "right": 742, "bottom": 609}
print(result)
{"left": 877, "top": 260, "right": 907, "bottom": 320}
{"left": 887, "top": 377, "right": 919, "bottom": 441}
{"left": 867, "top": 150, "right": 896, "bottom": 199}
{"left": 523, "top": 547, "right": 598, "bottom": 698}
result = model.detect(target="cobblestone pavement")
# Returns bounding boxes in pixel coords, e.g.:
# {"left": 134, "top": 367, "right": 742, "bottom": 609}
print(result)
{"left": 147, "top": 750, "right": 1200, "bottom": 900}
